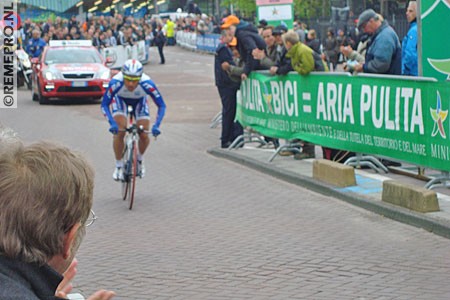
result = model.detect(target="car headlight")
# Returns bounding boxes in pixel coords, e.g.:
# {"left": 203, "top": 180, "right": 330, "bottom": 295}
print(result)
{"left": 99, "top": 70, "right": 110, "bottom": 80}
{"left": 45, "top": 70, "right": 58, "bottom": 80}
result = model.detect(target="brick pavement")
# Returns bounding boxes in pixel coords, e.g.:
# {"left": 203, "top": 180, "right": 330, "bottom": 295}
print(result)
{"left": 2, "top": 47, "right": 450, "bottom": 299}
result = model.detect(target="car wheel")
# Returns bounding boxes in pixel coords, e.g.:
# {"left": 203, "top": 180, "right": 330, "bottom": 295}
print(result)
{"left": 37, "top": 82, "right": 49, "bottom": 105}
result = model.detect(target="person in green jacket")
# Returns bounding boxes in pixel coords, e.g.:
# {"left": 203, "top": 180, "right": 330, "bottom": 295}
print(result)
{"left": 283, "top": 30, "right": 315, "bottom": 75}
{"left": 281, "top": 30, "right": 318, "bottom": 159}
{"left": 164, "top": 18, "right": 176, "bottom": 46}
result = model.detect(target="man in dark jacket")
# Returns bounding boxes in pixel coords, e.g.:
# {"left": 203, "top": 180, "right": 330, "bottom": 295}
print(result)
{"left": 220, "top": 15, "right": 266, "bottom": 80}
{"left": 0, "top": 132, "right": 115, "bottom": 299}
{"left": 354, "top": 9, "right": 401, "bottom": 75}
{"left": 215, "top": 32, "right": 243, "bottom": 148}
{"left": 268, "top": 24, "right": 293, "bottom": 76}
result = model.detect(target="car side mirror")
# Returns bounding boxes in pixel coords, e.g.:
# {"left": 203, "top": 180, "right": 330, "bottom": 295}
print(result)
{"left": 31, "top": 57, "right": 39, "bottom": 65}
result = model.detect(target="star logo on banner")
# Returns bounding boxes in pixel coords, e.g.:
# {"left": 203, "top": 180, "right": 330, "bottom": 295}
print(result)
{"left": 430, "top": 91, "right": 448, "bottom": 138}
{"left": 272, "top": 8, "right": 279, "bottom": 15}
{"left": 262, "top": 83, "right": 273, "bottom": 113}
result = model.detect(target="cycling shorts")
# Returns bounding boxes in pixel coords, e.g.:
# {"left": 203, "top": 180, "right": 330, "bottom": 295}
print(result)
{"left": 111, "top": 96, "right": 150, "bottom": 121}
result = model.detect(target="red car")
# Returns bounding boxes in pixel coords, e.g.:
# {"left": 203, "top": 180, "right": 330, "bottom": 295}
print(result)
{"left": 31, "top": 40, "right": 112, "bottom": 104}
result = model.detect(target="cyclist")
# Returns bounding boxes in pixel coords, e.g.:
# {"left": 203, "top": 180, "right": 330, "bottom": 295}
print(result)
{"left": 101, "top": 59, "right": 166, "bottom": 181}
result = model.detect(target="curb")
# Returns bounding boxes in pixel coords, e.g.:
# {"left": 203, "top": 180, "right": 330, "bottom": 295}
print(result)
{"left": 208, "top": 148, "right": 450, "bottom": 240}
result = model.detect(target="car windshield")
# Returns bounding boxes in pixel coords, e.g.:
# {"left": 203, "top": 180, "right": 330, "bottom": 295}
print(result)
{"left": 45, "top": 47, "right": 102, "bottom": 64}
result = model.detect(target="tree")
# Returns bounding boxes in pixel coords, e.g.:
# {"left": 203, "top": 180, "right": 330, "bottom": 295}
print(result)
{"left": 220, "top": 0, "right": 332, "bottom": 20}
{"left": 294, "top": 0, "right": 331, "bottom": 19}
{"left": 221, "top": 0, "right": 256, "bottom": 18}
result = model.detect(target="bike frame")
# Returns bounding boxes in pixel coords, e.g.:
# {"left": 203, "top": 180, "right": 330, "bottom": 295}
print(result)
{"left": 121, "top": 108, "right": 143, "bottom": 210}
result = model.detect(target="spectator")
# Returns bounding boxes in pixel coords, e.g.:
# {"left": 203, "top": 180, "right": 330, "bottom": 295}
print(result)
{"left": 305, "top": 29, "right": 321, "bottom": 54}
{"left": 154, "top": 23, "right": 166, "bottom": 64}
{"left": 283, "top": 30, "right": 326, "bottom": 159}
{"left": 257, "top": 19, "right": 268, "bottom": 35}
{"left": 118, "top": 26, "right": 135, "bottom": 46}
{"left": 164, "top": 18, "right": 176, "bottom": 46}
{"left": 220, "top": 15, "right": 266, "bottom": 81}
{"left": 0, "top": 128, "right": 115, "bottom": 299}
{"left": 105, "top": 28, "right": 117, "bottom": 47}
{"left": 197, "top": 18, "right": 208, "bottom": 35}
{"left": 402, "top": 1, "right": 418, "bottom": 76}
{"left": 354, "top": 9, "right": 402, "bottom": 167}
{"left": 353, "top": 9, "right": 401, "bottom": 75}
{"left": 26, "top": 29, "right": 46, "bottom": 58}
{"left": 222, "top": 37, "right": 244, "bottom": 82}
{"left": 284, "top": 30, "right": 325, "bottom": 75}
{"left": 257, "top": 24, "right": 291, "bottom": 149}
{"left": 22, "top": 18, "right": 33, "bottom": 44}
{"left": 322, "top": 28, "right": 339, "bottom": 70}
{"left": 268, "top": 24, "right": 292, "bottom": 76}
{"left": 68, "top": 15, "right": 78, "bottom": 33}
{"left": 341, "top": 43, "right": 365, "bottom": 74}
{"left": 42, "top": 17, "right": 52, "bottom": 35}
{"left": 252, "top": 25, "right": 277, "bottom": 69}
{"left": 250, "top": 25, "right": 280, "bottom": 148}
{"left": 215, "top": 32, "right": 243, "bottom": 148}
{"left": 293, "top": 21, "right": 306, "bottom": 43}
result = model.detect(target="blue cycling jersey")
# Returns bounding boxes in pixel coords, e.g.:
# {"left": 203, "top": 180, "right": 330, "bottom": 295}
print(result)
{"left": 101, "top": 72, "right": 166, "bottom": 128}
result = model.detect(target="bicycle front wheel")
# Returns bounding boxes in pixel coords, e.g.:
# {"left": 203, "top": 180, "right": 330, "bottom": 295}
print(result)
{"left": 121, "top": 144, "right": 130, "bottom": 201}
{"left": 127, "top": 140, "right": 138, "bottom": 210}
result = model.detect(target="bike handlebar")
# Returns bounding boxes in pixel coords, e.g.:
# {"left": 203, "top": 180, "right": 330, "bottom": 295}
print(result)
{"left": 118, "top": 125, "right": 158, "bottom": 138}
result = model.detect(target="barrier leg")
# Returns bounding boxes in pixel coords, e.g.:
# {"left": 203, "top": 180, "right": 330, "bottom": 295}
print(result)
{"left": 228, "top": 134, "right": 245, "bottom": 149}
{"left": 425, "top": 171, "right": 450, "bottom": 190}
{"left": 344, "top": 154, "right": 388, "bottom": 173}
{"left": 210, "top": 111, "right": 222, "bottom": 128}
{"left": 227, "top": 130, "right": 268, "bottom": 150}
{"left": 268, "top": 141, "right": 302, "bottom": 162}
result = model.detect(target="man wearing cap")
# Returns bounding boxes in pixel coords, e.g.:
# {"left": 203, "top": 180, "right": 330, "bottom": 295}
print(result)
{"left": 214, "top": 30, "right": 243, "bottom": 148}
{"left": 353, "top": 9, "right": 401, "bottom": 75}
{"left": 221, "top": 15, "right": 266, "bottom": 80}
{"left": 354, "top": 9, "right": 402, "bottom": 167}
{"left": 268, "top": 24, "right": 293, "bottom": 76}
{"left": 257, "top": 19, "right": 268, "bottom": 35}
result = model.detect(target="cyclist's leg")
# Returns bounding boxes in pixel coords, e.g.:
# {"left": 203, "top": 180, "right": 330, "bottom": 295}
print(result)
{"left": 136, "top": 97, "right": 150, "bottom": 156}
{"left": 112, "top": 96, "right": 128, "bottom": 160}
{"left": 113, "top": 115, "right": 127, "bottom": 159}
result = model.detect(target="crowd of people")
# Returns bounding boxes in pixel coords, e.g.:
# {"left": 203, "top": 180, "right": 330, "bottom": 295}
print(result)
{"left": 20, "top": 13, "right": 174, "bottom": 64}
{"left": 214, "top": 1, "right": 418, "bottom": 165}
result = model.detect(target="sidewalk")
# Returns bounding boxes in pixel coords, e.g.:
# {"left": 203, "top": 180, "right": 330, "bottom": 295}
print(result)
{"left": 208, "top": 144, "right": 450, "bottom": 239}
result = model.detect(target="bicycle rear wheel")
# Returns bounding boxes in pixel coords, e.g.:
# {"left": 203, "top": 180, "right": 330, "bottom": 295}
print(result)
{"left": 127, "top": 140, "right": 138, "bottom": 210}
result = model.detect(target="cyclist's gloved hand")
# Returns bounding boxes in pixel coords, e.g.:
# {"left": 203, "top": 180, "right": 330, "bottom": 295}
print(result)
{"left": 152, "top": 125, "right": 161, "bottom": 137}
{"left": 109, "top": 121, "right": 119, "bottom": 134}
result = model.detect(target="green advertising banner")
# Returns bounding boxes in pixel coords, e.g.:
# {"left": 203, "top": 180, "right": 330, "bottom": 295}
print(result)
{"left": 420, "top": 0, "right": 450, "bottom": 80}
{"left": 237, "top": 72, "right": 450, "bottom": 171}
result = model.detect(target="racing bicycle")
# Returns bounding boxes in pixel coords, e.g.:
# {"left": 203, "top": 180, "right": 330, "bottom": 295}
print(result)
{"left": 120, "top": 106, "right": 151, "bottom": 210}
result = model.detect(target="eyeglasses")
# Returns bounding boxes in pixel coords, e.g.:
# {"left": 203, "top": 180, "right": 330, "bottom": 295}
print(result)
{"left": 85, "top": 209, "right": 97, "bottom": 227}
{"left": 123, "top": 75, "right": 141, "bottom": 81}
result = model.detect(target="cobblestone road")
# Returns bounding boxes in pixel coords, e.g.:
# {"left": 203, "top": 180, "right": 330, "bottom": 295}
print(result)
{"left": 2, "top": 47, "right": 450, "bottom": 299}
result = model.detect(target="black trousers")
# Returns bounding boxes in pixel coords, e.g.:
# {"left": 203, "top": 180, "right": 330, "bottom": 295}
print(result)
{"left": 218, "top": 86, "right": 243, "bottom": 147}
{"left": 157, "top": 45, "right": 165, "bottom": 64}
